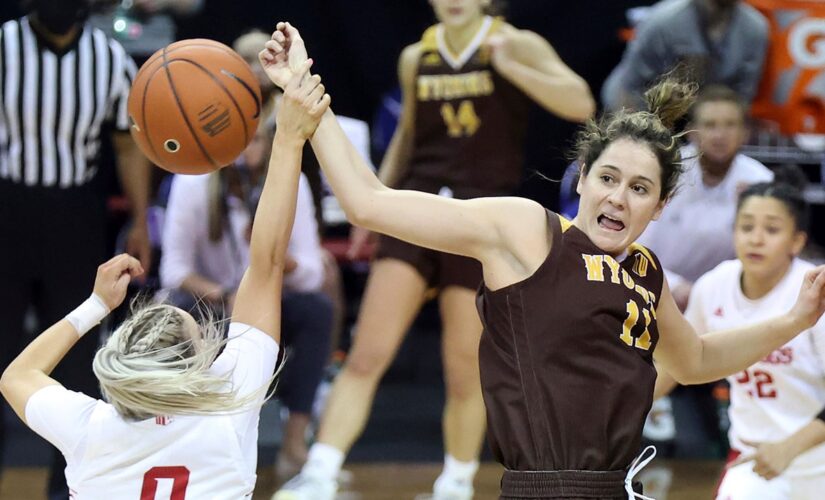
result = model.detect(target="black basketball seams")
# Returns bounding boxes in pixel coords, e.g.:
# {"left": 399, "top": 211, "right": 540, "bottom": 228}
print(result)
{"left": 161, "top": 46, "right": 219, "bottom": 169}
{"left": 165, "top": 58, "right": 253, "bottom": 144}
{"left": 220, "top": 69, "right": 261, "bottom": 119}
{"left": 137, "top": 64, "right": 166, "bottom": 164}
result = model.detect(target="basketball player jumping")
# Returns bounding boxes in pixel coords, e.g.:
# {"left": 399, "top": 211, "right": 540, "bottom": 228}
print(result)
{"left": 276, "top": 0, "right": 595, "bottom": 497}
{"left": 263, "top": 22, "right": 825, "bottom": 500}
{"left": 0, "top": 62, "right": 328, "bottom": 497}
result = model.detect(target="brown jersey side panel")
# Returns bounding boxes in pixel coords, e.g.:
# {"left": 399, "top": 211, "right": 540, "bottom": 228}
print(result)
{"left": 477, "top": 211, "right": 664, "bottom": 471}
{"left": 409, "top": 19, "right": 529, "bottom": 194}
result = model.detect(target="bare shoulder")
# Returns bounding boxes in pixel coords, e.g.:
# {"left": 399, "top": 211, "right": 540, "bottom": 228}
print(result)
{"left": 398, "top": 42, "right": 422, "bottom": 78}
{"left": 477, "top": 196, "right": 552, "bottom": 286}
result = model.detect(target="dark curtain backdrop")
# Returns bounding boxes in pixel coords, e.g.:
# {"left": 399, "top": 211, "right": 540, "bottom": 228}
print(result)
{"left": 2, "top": 0, "right": 657, "bottom": 209}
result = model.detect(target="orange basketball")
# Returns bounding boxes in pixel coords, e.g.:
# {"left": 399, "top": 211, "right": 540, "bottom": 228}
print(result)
{"left": 128, "top": 39, "right": 262, "bottom": 175}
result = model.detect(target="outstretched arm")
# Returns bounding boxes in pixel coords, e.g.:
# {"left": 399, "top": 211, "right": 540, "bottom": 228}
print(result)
{"left": 0, "top": 255, "right": 143, "bottom": 423}
{"left": 230, "top": 60, "right": 330, "bottom": 340}
{"left": 264, "top": 23, "right": 551, "bottom": 290}
{"left": 655, "top": 266, "right": 825, "bottom": 384}
{"left": 486, "top": 26, "right": 595, "bottom": 122}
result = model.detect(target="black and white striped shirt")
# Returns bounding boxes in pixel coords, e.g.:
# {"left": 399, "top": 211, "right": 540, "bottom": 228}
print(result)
{"left": 0, "top": 17, "right": 136, "bottom": 188}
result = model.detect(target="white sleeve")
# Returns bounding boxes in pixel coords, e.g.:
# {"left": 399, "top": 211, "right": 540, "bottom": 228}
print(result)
{"left": 210, "top": 322, "right": 279, "bottom": 403}
{"left": 160, "top": 175, "right": 205, "bottom": 289}
{"left": 283, "top": 175, "right": 324, "bottom": 292}
{"left": 25, "top": 385, "right": 98, "bottom": 462}
{"left": 210, "top": 323, "right": 279, "bottom": 442}
{"left": 684, "top": 274, "right": 709, "bottom": 334}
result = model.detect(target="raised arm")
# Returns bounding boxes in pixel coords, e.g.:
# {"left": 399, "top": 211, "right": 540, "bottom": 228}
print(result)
{"left": 0, "top": 255, "right": 143, "bottom": 423}
{"left": 485, "top": 25, "right": 595, "bottom": 122}
{"left": 230, "top": 60, "right": 329, "bottom": 339}
{"left": 654, "top": 266, "right": 825, "bottom": 384}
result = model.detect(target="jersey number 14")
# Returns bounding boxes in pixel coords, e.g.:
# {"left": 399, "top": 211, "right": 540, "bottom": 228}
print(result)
{"left": 441, "top": 100, "right": 481, "bottom": 137}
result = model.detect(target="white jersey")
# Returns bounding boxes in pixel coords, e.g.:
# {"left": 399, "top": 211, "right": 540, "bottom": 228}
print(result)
{"left": 637, "top": 144, "right": 773, "bottom": 283}
{"left": 686, "top": 259, "right": 825, "bottom": 476}
{"left": 25, "top": 322, "right": 279, "bottom": 499}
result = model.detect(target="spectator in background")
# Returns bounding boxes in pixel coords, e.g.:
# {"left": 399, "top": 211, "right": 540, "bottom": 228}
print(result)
{"left": 636, "top": 85, "right": 772, "bottom": 458}
{"left": 602, "top": 0, "right": 769, "bottom": 111}
{"left": 638, "top": 86, "right": 773, "bottom": 308}
{"left": 0, "top": 1, "right": 151, "bottom": 497}
{"left": 160, "top": 118, "right": 333, "bottom": 480}
{"left": 89, "top": 0, "right": 203, "bottom": 65}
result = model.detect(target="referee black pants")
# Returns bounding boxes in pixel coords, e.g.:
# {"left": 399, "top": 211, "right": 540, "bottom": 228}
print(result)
{"left": 0, "top": 180, "right": 106, "bottom": 496}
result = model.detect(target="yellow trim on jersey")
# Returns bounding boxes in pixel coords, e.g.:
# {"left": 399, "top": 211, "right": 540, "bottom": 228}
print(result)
{"left": 627, "top": 243, "right": 658, "bottom": 271}
{"left": 421, "top": 25, "right": 439, "bottom": 52}
{"left": 558, "top": 214, "right": 573, "bottom": 233}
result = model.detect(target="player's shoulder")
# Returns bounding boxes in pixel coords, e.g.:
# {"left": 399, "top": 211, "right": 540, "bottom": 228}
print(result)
{"left": 696, "top": 259, "right": 742, "bottom": 291}
{"left": 398, "top": 41, "right": 424, "bottom": 75}
{"left": 789, "top": 258, "right": 817, "bottom": 281}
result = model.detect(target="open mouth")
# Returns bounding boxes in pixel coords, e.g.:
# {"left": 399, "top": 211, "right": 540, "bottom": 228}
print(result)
{"left": 598, "top": 214, "right": 625, "bottom": 232}
{"left": 746, "top": 253, "right": 765, "bottom": 261}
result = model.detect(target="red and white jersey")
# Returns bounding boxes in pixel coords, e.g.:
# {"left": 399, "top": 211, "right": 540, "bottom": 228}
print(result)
{"left": 25, "top": 322, "right": 279, "bottom": 499}
{"left": 686, "top": 259, "right": 825, "bottom": 476}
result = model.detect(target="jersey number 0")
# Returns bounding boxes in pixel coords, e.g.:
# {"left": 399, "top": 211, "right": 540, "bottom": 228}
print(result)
{"left": 141, "top": 466, "right": 190, "bottom": 500}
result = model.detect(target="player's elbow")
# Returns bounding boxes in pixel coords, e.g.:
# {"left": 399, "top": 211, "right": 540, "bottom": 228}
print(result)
{"left": 563, "top": 83, "right": 596, "bottom": 122}
{"left": 0, "top": 366, "right": 18, "bottom": 399}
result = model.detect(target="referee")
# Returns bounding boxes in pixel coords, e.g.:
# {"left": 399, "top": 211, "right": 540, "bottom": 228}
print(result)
{"left": 0, "top": 1, "right": 151, "bottom": 498}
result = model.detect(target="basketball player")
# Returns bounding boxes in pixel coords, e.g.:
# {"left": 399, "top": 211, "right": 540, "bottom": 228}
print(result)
{"left": 262, "top": 23, "right": 825, "bottom": 499}
{"left": 0, "top": 63, "right": 329, "bottom": 497}
{"left": 277, "top": 0, "right": 595, "bottom": 497}
{"left": 654, "top": 181, "right": 825, "bottom": 500}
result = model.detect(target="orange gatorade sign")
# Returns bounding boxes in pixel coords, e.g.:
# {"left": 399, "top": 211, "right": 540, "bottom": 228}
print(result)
{"left": 747, "top": 0, "right": 825, "bottom": 134}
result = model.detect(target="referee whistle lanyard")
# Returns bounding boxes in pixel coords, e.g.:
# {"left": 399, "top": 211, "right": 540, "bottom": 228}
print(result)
{"left": 625, "top": 445, "right": 657, "bottom": 500}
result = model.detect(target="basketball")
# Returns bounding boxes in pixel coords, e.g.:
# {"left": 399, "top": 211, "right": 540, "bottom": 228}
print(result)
{"left": 127, "top": 39, "right": 262, "bottom": 175}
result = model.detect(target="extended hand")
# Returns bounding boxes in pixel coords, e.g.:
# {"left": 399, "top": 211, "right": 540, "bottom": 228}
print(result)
{"left": 791, "top": 265, "right": 825, "bottom": 330}
{"left": 276, "top": 60, "right": 331, "bottom": 139}
{"left": 483, "top": 26, "right": 518, "bottom": 71}
{"left": 92, "top": 254, "right": 144, "bottom": 311}
{"left": 259, "top": 22, "right": 309, "bottom": 89}
{"left": 728, "top": 438, "right": 796, "bottom": 480}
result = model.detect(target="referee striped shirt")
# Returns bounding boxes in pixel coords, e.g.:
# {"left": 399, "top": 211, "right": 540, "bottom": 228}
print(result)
{"left": 0, "top": 17, "right": 137, "bottom": 188}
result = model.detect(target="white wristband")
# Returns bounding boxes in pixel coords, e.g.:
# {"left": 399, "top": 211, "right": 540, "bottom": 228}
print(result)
{"left": 65, "top": 294, "right": 110, "bottom": 337}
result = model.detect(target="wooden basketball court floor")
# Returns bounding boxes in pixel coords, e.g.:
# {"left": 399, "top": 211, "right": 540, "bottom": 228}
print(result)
{"left": 1, "top": 460, "right": 723, "bottom": 499}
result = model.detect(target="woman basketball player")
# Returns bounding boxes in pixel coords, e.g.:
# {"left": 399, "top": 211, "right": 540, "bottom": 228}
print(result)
{"left": 277, "top": 1, "right": 595, "bottom": 498}
{"left": 263, "top": 23, "right": 825, "bottom": 500}
{"left": 0, "top": 63, "right": 329, "bottom": 497}
{"left": 655, "top": 180, "right": 825, "bottom": 500}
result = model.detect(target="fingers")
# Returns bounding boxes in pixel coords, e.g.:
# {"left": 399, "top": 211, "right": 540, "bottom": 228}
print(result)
{"left": 739, "top": 438, "right": 761, "bottom": 448}
{"left": 810, "top": 267, "right": 825, "bottom": 294}
{"left": 310, "top": 93, "right": 331, "bottom": 116}
{"left": 286, "top": 59, "right": 313, "bottom": 91}
{"left": 303, "top": 74, "right": 324, "bottom": 104}
{"left": 101, "top": 254, "right": 144, "bottom": 278}
{"left": 727, "top": 453, "right": 754, "bottom": 469}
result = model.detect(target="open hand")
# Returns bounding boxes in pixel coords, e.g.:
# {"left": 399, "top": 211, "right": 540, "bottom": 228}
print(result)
{"left": 258, "top": 22, "right": 309, "bottom": 89}
{"left": 92, "top": 254, "right": 144, "bottom": 311}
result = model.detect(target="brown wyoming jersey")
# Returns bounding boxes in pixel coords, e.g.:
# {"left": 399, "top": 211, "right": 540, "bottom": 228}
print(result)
{"left": 409, "top": 17, "right": 529, "bottom": 194}
{"left": 476, "top": 212, "right": 664, "bottom": 472}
